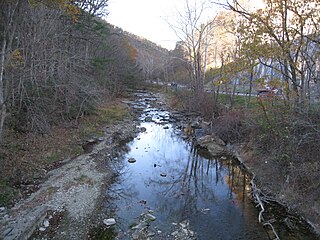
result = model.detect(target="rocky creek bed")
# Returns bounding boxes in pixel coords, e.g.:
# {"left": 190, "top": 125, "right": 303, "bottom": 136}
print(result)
{"left": 0, "top": 90, "right": 319, "bottom": 240}
{"left": 0, "top": 95, "right": 141, "bottom": 239}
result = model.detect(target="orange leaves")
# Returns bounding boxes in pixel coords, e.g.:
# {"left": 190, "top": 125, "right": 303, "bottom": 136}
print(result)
{"left": 63, "top": 2, "right": 81, "bottom": 22}
{"left": 9, "top": 49, "right": 24, "bottom": 67}
{"left": 128, "top": 46, "right": 138, "bottom": 62}
{"left": 50, "top": 0, "right": 81, "bottom": 22}
{"left": 28, "top": 0, "right": 81, "bottom": 22}
{"left": 123, "top": 40, "right": 138, "bottom": 62}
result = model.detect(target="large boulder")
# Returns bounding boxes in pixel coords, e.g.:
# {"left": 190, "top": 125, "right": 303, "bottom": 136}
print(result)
{"left": 190, "top": 116, "right": 202, "bottom": 129}
{"left": 197, "top": 135, "right": 227, "bottom": 156}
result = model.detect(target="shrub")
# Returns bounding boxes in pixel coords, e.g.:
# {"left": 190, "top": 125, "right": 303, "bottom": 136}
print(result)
{"left": 171, "top": 90, "right": 221, "bottom": 119}
{"left": 211, "top": 110, "right": 247, "bottom": 143}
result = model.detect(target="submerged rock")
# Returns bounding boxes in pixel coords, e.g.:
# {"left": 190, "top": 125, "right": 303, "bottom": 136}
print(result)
{"left": 128, "top": 158, "right": 137, "bottom": 163}
{"left": 3, "top": 227, "right": 13, "bottom": 237}
{"left": 132, "top": 229, "right": 147, "bottom": 240}
{"left": 147, "top": 231, "right": 156, "bottom": 237}
{"left": 130, "top": 211, "right": 158, "bottom": 239}
{"left": 144, "top": 116, "right": 153, "bottom": 122}
{"left": 171, "top": 220, "right": 196, "bottom": 240}
{"left": 131, "top": 221, "right": 147, "bottom": 230}
{"left": 200, "top": 208, "right": 210, "bottom": 214}
{"left": 140, "top": 127, "right": 147, "bottom": 132}
{"left": 138, "top": 199, "right": 147, "bottom": 205}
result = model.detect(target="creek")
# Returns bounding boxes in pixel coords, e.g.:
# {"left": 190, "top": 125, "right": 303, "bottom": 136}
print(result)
{"left": 101, "top": 91, "right": 316, "bottom": 240}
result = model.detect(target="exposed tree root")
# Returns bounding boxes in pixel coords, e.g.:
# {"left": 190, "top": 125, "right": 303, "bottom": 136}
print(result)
{"left": 251, "top": 177, "right": 280, "bottom": 240}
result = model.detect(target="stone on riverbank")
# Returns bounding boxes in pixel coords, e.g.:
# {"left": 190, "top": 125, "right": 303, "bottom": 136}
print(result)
{"left": 171, "top": 220, "right": 196, "bottom": 239}
{"left": 197, "top": 135, "right": 227, "bottom": 156}
{"left": 103, "top": 218, "right": 116, "bottom": 226}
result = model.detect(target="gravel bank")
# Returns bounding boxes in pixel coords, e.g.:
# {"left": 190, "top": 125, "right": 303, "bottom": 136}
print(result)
{"left": 0, "top": 114, "right": 139, "bottom": 240}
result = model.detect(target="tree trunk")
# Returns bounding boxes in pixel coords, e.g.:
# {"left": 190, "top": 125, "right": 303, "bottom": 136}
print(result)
{"left": 247, "top": 65, "right": 254, "bottom": 107}
{"left": 0, "top": 39, "right": 7, "bottom": 140}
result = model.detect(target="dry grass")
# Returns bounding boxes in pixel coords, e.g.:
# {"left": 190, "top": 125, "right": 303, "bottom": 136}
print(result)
{"left": 0, "top": 100, "right": 130, "bottom": 206}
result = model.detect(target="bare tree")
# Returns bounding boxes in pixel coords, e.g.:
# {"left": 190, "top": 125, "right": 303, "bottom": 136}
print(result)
{"left": 0, "top": 0, "right": 145, "bottom": 137}
{"left": 168, "top": 0, "right": 217, "bottom": 93}
{"left": 0, "top": 0, "right": 23, "bottom": 139}
{"left": 219, "top": 0, "right": 320, "bottom": 108}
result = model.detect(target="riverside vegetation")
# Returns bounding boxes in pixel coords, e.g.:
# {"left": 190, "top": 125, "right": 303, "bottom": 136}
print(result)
{"left": 1, "top": 0, "right": 320, "bottom": 239}
{"left": 0, "top": 84, "right": 319, "bottom": 239}
{"left": 167, "top": 88, "right": 320, "bottom": 236}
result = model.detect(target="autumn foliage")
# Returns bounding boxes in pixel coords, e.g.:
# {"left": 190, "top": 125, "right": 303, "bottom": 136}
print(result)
{"left": 0, "top": 0, "right": 142, "bottom": 135}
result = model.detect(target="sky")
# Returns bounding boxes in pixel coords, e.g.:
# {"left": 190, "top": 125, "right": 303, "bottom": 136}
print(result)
{"left": 106, "top": 0, "right": 222, "bottom": 50}
{"left": 106, "top": 0, "right": 266, "bottom": 50}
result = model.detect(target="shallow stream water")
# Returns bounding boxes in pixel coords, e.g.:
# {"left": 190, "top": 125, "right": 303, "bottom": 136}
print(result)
{"left": 102, "top": 92, "right": 317, "bottom": 240}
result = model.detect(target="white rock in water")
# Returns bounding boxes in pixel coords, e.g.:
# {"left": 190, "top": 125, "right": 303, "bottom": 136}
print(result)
{"left": 131, "top": 222, "right": 147, "bottom": 230}
{"left": 182, "top": 228, "right": 189, "bottom": 235}
{"left": 145, "top": 213, "right": 156, "bottom": 221}
{"left": 201, "top": 208, "right": 210, "bottom": 214}
{"left": 39, "top": 227, "right": 46, "bottom": 232}
{"left": 103, "top": 218, "right": 116, "bottom": 226}
{"left": 179, "top": 220, "right": 189, "bottom": 228}
{"left": 171, "top": 230, "right": 179, "bottom": 236}
{"left": 148, "top": 231, "right": 156, "bottom": 237}
{"left": 132, "top": 231, "right": 140, "bottom": 240}
{"left": 43, "top": 219, "right": 50, "bottom": 228}
{"left": 128, "top": 158, "right": 136, "bottom": 163}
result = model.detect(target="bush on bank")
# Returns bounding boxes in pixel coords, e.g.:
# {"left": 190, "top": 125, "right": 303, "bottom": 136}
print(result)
{"left": 169, "top": 89, "right": 320, "bottom": 230}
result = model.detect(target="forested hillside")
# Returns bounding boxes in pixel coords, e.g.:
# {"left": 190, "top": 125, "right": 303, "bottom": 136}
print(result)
{"left": 0, "top": 0, "right": 168, "bottom": 138}
{"left": 0, "top": 0, "right": 170, "bottom": 207}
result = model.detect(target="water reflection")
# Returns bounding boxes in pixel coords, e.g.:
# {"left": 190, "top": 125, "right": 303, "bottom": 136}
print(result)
{"left": 105, "top": 117, "right": 269, "bottom": 239}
